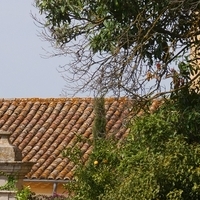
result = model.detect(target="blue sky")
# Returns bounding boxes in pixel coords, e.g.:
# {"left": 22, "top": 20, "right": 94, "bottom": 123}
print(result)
{"left": 0, "top": 1, "right": 68, "bottom": 98}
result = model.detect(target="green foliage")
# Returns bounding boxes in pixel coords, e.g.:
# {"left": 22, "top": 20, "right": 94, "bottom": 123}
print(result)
{"left": 35, "top": 0, "right": 199, "bottom": 60}
{"left": 0, "top": 172, "right": 16, "bottom": 191}
{"left": 35, "top": 0, "right": 200, "bottom": 97}
{"left": 103, "top": 136, "right": 200, "bottom": 200}
{"left": 16, "top": 187, "right": 67, "bottom": 200}
{"left": 63, "top": 87, "right": 200, "bottom": 200}
{"left": 113, "top": 89, "right": 200, "bottom": 199}
{"left": 16, "top": 186, "right": 33, "bottom": 200}
{"left": 92, "top": 97, "right": 106, "bottom": 140}
{"left": 64, "top": 138, "right": 120, "bottom": 200}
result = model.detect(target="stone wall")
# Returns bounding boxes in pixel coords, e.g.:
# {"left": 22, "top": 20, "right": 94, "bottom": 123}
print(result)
{"left": 0, "top": 131, "right": 34, "bottom": 200}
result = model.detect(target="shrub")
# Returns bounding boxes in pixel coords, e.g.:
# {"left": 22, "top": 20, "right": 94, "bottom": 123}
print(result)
{"left": 64, "top": 87, "right": 200, "bottom": 199}
{"left": 65, "top": 138, "right": 121, "bottom": 200}
{"left": 104, "top": 88, "right": 200, "bottom": 199}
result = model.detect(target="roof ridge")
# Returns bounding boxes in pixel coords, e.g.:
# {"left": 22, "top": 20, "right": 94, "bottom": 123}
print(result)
{"left": 0, "top": 97, "right": 130, "bottom": 101}
{"left": 0, "top": 97, "right": 93, "bottom": 102}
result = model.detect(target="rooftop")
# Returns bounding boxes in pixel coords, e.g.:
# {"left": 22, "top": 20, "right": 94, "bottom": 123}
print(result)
{"left": 0, "top": 98, "right": 132, "bottom": 180}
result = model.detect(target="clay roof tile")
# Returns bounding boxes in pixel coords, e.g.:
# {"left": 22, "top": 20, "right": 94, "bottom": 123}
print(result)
{"left": 0, "top": 98, "right": 132, "bottom": 180}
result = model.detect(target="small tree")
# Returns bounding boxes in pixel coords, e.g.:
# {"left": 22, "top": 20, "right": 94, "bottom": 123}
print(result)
{"left": 92, "top": 96, "right": 106, "bottom": 141}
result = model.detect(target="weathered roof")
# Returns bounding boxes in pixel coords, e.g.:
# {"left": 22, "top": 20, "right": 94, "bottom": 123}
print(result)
{"left": 0, "top": 98, "right": 131, "bottom": 180}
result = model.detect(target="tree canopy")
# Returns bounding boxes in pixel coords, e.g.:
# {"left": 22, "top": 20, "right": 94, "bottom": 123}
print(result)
{"left": 35, "top": 0, "right": 200, "bottom": 98}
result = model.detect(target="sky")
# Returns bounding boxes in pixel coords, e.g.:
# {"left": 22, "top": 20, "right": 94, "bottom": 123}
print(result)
{"left": 0, "top": 1, "right": 172, "bottom": 99}
{"left": 0, "top": 1, "right": 70, "bottom": 98}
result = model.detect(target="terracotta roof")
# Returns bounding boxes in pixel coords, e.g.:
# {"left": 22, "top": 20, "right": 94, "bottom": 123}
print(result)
{"left": 0, "top": 98, "right": 131, "bottom": 180}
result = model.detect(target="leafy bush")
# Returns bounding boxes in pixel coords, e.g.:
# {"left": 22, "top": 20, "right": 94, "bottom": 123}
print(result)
{"left": 16, "top": 186, "right": 36, "bottom": 200}
{"left": 0, "top": 173, "right": 17, "bottom": 191}
{"left": 65, "top": 138, "right": 121, "bottom": 200}
{"left": 103, "top": 135, "right": 200, "bottom": 199}
{"left": 107, "top": 88, "right": 200, "bottom": 200}
{"left": 64, "top": 86, "right": 200, "bottom": 199}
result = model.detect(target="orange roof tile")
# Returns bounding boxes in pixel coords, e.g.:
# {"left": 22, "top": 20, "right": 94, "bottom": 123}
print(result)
{"left": 0, "top": 98, "right": 131, "bottom": 180}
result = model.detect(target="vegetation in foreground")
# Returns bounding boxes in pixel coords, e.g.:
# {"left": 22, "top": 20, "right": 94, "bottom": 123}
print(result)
{"left": 63, "top": 86, "right": 200, "bottom": 200}
{"left": 16, "top": 66, "right": 200, "bottom": 200}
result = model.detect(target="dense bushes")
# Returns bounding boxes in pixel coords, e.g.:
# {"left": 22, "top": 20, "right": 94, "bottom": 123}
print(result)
{"left": 64, "top": 138, "right": 120, "bottom": 200}
{"left": 64, "top": 87, "right": 200, "bottom": 200}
